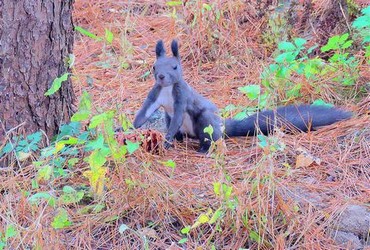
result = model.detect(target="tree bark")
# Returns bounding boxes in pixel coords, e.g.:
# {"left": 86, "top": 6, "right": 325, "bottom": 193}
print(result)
{"left": 0, "top": 0, "right": 75, "bottom": 140}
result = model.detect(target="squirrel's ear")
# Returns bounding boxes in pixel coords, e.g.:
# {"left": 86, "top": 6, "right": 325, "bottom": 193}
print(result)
{"left": 171, "top": 40, "right": 179, "bottom": 58}
{"left": 155, "top": 40, "right": 166, "bottom": 58}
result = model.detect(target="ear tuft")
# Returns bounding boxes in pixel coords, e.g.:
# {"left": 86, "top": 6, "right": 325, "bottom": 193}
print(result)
{"left": 155, "top": 40, "right": 166, "bottom": 58}
{"left": 171, "top": 40, "right": 179, "bottom": 58}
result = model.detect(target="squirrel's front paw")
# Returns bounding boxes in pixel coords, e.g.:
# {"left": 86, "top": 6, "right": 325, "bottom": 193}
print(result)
{"left": 164, "top": 141, "right": 173, "bottom": 149}
{"left": 164, "top": 140, "right": 173, "bottom": 149}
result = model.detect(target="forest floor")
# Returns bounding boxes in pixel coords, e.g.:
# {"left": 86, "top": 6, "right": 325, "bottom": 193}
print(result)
{"left": 1, "top": 1, "right": 370, "bottom": 249}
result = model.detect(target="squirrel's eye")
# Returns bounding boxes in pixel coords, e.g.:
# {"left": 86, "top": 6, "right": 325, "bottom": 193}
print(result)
{"left": 173, "top": 65, "right": 178, "bottom": 70}
{"left": 152, "top": 66, "right": 155, "bottom": 71}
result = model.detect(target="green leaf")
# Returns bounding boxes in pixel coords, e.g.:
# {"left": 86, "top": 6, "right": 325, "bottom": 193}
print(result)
{"left": 311, "top": 99, "right": 333, "bottom": 108}
{"left": 89, "top": 111, "right": 115, "bottom": 129}
{"left": 119, "top": 224, "right": 130, "bottom": 234}
{"left": 60, "top": 186, "right": 84, "bottom": 205}
{"left": 321, "top": 35, "right": 340, "bottom": 52}
{"left": 238, "top": 84, "right": 260, "bottom": 100}
{"left": 105, "top": 29, "right": 114, "bottom": 44}
{"left": 339, "top": 33, "right": 349, "bottom": 44}
{"left": 294, "top": 38, "right": 306, "bottom": 48}
{"left": 234, "top": 111, "right": 248, "bottom": 120}
{"left": 51, "top": 208, "right": 72, "bottom": 229}
{"left": 203, "top": 124, "right": 214, "bottom": 138}
{"left": 5, "top": 225, "right": 17, "bottom": 239}
{"left": 353, "top": 15, "right": 370, "bottom": 29}
{"left": 166, "top": 1, "right": 182, "bottom": 6}
{"left": 85, "top": 134, "right": 105, "bottom": 151}
{"left": 85, "top": 149, "right": 108, "bottom": 171}
{"left": 71, "top": 91, "right": 92, "bottom": 122}
{"left": 162, "top": 159, "right": 176, "bottom": 169}
{"left": 178, "top": 238, "right": 188, "bottom": 244}
{"left": 213, "top": 182, "right": 221, "bottom": 196}
{"left": 28, "top": 192, "right": 56, "bottom": 207}
{"left": 209, "top": 208, "right": 223, "bottom": 224}
{"left": 341, "top": 40, "right": 353, "bottom": 49}
{"left": 181, "top": 226, "right": 191, "bottom": 234}
{"left": 257, "top": 134, "right": 268, "bottom": 148}
{"left": 126, "top": 140, "right": 140, "bottom": 154}
{"left": 44, "top": 73, "right": 69, "bottom": 96}
{"left": 249, "top": 230, "right": 261, "bottom": 243}
{"left": 361, "top": 5, "right": 370, "bottom": 15}
{"left": 197, "top": 214, "right": 210, "bottom": 224}
{"left": 37, "top": 165, "right": 53, "bottom": 181}
{"left": 222, "top": 184, "right": 232, "bottom": 200}
{"left": 278, "top": 41, "right": 295, "bottom": 51}
{"left": 75, "top": 26, "right": 100, "bottom": 40}
{"left": 202, "top": 3, "right": 212, "bottom": 11}
{"left": 140, "top": 70, "right": 151, "bottom": 79}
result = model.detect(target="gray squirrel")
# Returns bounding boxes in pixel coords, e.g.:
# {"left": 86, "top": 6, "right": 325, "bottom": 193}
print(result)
{"left": 133, "top": 40, "right": 352, "bottom": 153}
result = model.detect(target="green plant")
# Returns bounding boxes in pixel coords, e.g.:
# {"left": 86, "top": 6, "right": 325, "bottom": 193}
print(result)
{"left": 352, "top": 5, "right": 370, "bottom": 62}
{"left": 260, "top": 31, "right": 360, "bottom": 104}
{"left": 0, "top": 225, "right": 17, "bottom": 250}
{"left": 0, "top": 131, "right": 43, "bottom": 162}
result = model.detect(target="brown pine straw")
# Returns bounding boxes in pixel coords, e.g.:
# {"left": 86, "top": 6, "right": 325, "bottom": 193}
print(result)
{"left": 1, "top": 1, "right": 369, "bottom": 249}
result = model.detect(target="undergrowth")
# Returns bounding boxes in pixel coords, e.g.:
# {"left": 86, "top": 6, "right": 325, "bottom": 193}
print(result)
{"left": 0, "top": 2, "right": 369, "bottom": 250}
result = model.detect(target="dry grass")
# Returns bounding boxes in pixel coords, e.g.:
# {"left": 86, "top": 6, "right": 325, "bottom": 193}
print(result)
{"left": 1, "top": 1, "right": 369, "bottom": 249}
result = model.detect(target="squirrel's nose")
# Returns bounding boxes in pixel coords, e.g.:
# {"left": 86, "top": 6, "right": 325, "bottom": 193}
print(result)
{"left": 158, "top": 74, "right": 165, "bottom": 80}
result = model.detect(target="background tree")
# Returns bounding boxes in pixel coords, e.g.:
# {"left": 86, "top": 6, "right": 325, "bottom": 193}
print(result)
{"left": 0, "top": 0, "right": 75, "bottom": 140}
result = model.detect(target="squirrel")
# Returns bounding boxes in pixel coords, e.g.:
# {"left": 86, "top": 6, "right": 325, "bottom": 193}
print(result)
{"left": 133, "top": 40, "right": 352, "bottom": 153}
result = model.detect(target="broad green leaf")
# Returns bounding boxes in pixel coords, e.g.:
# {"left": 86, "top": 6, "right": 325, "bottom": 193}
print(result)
{"left": 257, "top": 134, "right": 268, "bottom": 148}
{"left": 71, "top": 91, "right": 92, "bottom": 122}
{"left": 234, "top": 111, "right": 248, "bottom": 120}
{"left": 213, "top": 182, "right": 221, "bottom": 196}
{"left": 178, "top": 238, "right": 188, "bottom": 244}
{"left": 339, "top": 33, "right": 349, "bottom": 44}
{"left": 126, "top": 140, "right": 140, "bottom": 154}
{"left": 44, "top": 73, "right": 69, "bottom": 96}
{"left": 37, "top": 165, "right": 53, "bottom": 181}
{"left": 278, "top": 41, "right": 295, "bottom": 51}
{"left": 311, "top": 99, "right": 334, "bottom": 108}
{"left": 85, "top": 149, "right": 108, "bottom": 170}
{"left": 5, "top": 225, "right": 17, "bottom": 239}
{"left": 105, "top": 29, "right": 114, "bottom": 44}
{"left": 89, "top": 111, "right": 115, "bottom": 129}
{"left": 341, "top": 40, "right": 353, "bottom": 49}
{"left": 197, "top": 213, "right": 210, "bottom": 224}
{"left": 181, "top": 226, "right": 191, "bottom": 234}
{"left": 202, "top": 3, "right": 212, "bottom": 11}
{"left": 51, "top": 208, "right": 72, "bottom": 229}
{"left": 60, "top": 187, "right": 84, "bottom": 205}
{"left": 75, "top": 26, "right": 100, "bottom": 40}
{"left": 238, "top": 84, "right": 260, "bottom": 100}
{"left": 203, "top": 124, "right": 214, "bottom": 137}
{"left": 249, "top": 230, "right": 261, "bottom": 243}
{"left": 162, "top": 159, "right": 176, "bottom": 169}
{"left": 321, "top": 35, "right": 340, "bottom": 52}
{"left": 222, "top": 184, "right": 232, "bottom": 200}
{"left": 294, "top": 38, "right": 306, "bottom": 48}
{"left": 352, "top": 15, "right": 370, "bottom": 29}
{"left": 85, "top": 134, "right": 105, "bottom": 151}
{"left": 166, "top": 1, "right": 182, "bottom": 6}
{"left": 209, "top": 208, "right": 223, "bottom": 224}
{"left": 28, "top": 192, "right": 55, "bottom": 206}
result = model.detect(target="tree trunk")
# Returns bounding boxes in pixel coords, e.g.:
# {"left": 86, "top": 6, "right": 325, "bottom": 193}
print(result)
{"left": 0, "top": 0, "right": 75, "bottom": 140}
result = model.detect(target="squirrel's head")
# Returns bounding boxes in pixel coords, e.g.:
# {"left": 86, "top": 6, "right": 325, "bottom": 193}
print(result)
{"left": 153, "top": 39, "right": 183, "bottom": 87}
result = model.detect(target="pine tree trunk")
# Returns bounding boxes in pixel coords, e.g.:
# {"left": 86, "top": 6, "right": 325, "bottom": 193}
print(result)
{"left": 0, "top": 0, "right": 75, "bottom": 140}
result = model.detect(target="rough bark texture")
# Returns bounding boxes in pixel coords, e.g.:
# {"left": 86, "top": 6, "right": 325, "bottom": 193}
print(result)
{"left": 0, "top": 0, "right": 75, "bottom": 140}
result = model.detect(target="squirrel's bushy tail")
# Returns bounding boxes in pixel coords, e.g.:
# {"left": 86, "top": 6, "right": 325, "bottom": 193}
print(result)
{"left": 225, "top": 104, "right": 352, "bottom": 137}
